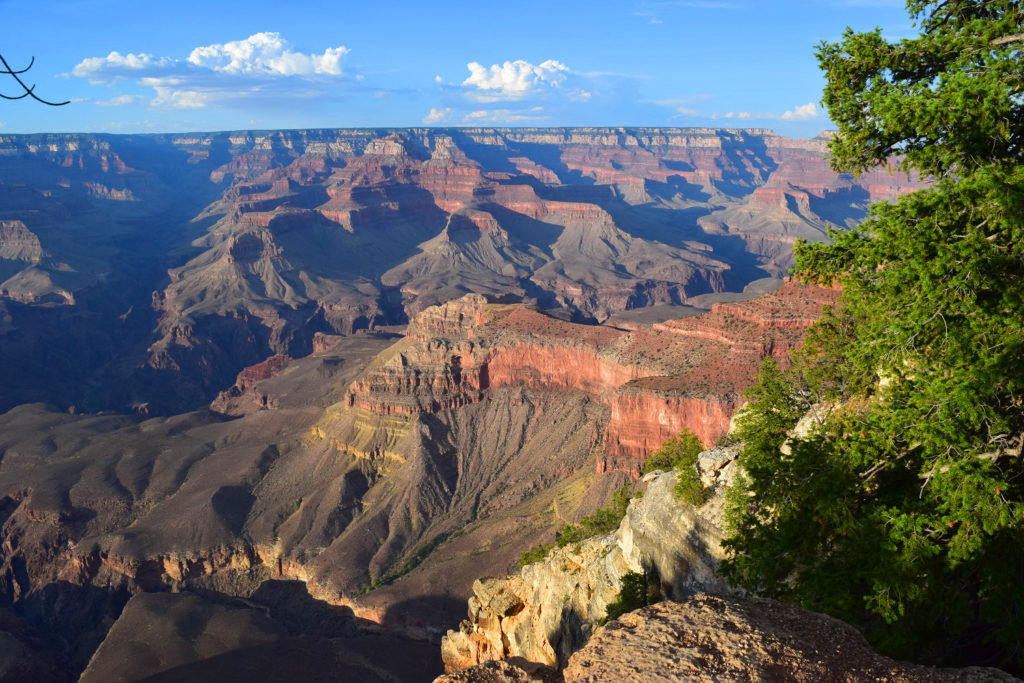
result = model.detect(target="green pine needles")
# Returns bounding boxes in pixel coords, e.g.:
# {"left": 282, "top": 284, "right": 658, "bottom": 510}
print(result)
{"left": 641, "top": 430, "right": 708, "bottom": 506}
{"left": 721, "top": 0, "right": 1024, "bottom": 671}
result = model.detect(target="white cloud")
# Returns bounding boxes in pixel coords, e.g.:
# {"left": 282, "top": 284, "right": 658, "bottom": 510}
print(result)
{"left": 69, "top": 33, "right": 352, "bottom": 109}
{"left": 95, "top": 94, "right": 146, "bottom": 106}
{"left": 462, "top": 108, "right": 550, "bottom": 123}
{"left": 781, "top": 102, "right": 819, "bottom": 120}
{"left": 462, "top": 59, "right": 569, "bottom": 100}
{"left": 439, "top": 58, "right": 647, "bottom": 124}
{"left": 187, "top": 32, "right": 347, "bottom": 76}
{"left": 70, "top": 51, "right": 173, "bottom": 84}
{"left": 423, "top": 107, "right": 453, "bottom": 124}
{"left": 712, "top": 102, "right": 820, "bottom": 121}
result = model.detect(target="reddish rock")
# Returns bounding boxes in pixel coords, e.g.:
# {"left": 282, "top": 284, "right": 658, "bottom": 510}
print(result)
{"left": 210, "top": 354, "right": 292, "bottom": 415}
{"left": 347, "top": 281, "right": 836, "bottom": 471}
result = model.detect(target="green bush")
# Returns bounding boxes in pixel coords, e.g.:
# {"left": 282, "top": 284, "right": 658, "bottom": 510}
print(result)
{"left": 518, "top": 542, "right": 554, "bottom": 567}
{"left": 519, "top": 482, "right": 637, "bottom": 567}
{"left": 601, "top": 570, "right": 661, "bottom": 625}
{"left": 641, "top": 430, "right": 703, "bottom": 475}
{"left": 673, "top": 467, "right": 708, "bottom": 506}
{"left": 642, "top": 430, "right": 708, "bottom": 506}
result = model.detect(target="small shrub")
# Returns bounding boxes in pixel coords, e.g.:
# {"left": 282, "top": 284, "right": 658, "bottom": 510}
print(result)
{"left": 674, "top": 467, "right": 708, "bottom": 506}
{"left": 642, "top": 430, "right": 708, "bottom": 505}
{"left": 519, "top": 542, "right": 554, "bottom": 567}
{"left": 519, "top": 483, "right": 637, "bottom": 567}
{"left": 601, "top": 569, "right": 661, "bottom": 624}
{"left": 641, "top": 430, "right": 703, "bottom": 475}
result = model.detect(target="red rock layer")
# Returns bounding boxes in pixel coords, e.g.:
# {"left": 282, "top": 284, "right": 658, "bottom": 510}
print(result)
{"left": 346, "top": 281, "right": 838, "bottom": 472}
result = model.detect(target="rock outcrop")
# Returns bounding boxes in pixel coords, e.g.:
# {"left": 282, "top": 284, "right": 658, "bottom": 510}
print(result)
{"left": 561, "top": 596, "right": 1015, "bottom": 683}
{"left": 436, "top": 594, "right": 1015, "bottom": 683}
{"left": 441, "top": 447, "right": 740, "bottom": 671}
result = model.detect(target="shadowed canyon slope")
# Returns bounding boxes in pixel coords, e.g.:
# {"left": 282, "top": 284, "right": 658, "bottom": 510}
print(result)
{"left": 0, "top": 283, "right": 834, "bottom": 679}
{"left": 0, "top": 127, "right": 919, "bottom": 414}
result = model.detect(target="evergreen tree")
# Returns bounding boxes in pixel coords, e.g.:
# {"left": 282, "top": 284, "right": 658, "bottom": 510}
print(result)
{"left": 722, "top": 1, "right": 1024, "bottom": 670}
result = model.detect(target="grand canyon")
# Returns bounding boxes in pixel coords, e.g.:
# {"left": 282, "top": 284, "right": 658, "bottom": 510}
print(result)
{"left": 0, "top": 127, "right": 920, "bottom": 680}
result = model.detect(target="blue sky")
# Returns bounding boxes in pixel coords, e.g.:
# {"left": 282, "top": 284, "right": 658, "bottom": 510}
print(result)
{"left": 0, "top": 0, "right": 911, "bottom": 137}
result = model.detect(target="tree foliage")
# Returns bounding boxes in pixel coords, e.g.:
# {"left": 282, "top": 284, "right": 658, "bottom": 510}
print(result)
{"left": 722, "top": 0, "right": 1024, "bottom": 670}
{"left": 642, "top": 429, "right": 709, "bottom": 505}
{"left": 600, "top": 569, "right": 661, "bottom": 625}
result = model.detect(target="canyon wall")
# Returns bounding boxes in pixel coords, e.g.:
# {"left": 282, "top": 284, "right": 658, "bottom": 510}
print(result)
{"left": 441, "top": 446, "right": 739, "bottom": 671}
{"left": 345, "top": 281, "right": 837, "bottom": 470}
{"left": 0, "top": 127, "right": 917, "bottom": 413}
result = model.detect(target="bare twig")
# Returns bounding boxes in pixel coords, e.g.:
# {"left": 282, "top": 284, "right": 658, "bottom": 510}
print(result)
{"left": 991, "top": 33, "right": 1024, "bottom": 46}
{"left": 0, "top": 53, "right": 69, "bottom": 106}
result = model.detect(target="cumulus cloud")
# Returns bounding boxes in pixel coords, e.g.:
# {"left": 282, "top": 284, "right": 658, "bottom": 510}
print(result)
{"left": 187, "top": 32, "right": 347, "bottom": 76}
{"left": 462, "top": 59, "right": 569, "bottom": 100}
{"left": 422, "top": 107, "right": 453, "bottom": 124}
{"left": 435, "top": 58, "right": 649, "bottom": 124}
{"left": 780, "top": 102, "right": 819, "bottom": 120}
{"left": 68, "top": 33, "right": 352, "bottom": 109}
{"left": 71, "top": 52, "right": 174, "bottom": 84}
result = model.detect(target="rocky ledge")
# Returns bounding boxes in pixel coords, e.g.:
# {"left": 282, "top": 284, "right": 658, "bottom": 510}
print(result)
{"left": 441, "top": 446, "right": 740, "bottom": 671}
{"left": 436, "top": 595, "right": 1015, "bottom": 682}
{"left": 563, "top": 596, "right": 1015, "bottom": 682}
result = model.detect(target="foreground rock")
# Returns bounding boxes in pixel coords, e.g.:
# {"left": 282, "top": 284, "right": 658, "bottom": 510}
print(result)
{"left": 440, "top": 595, "right": 1016, "bottom": 682}
{"left": 433, "top": 659, "right": 561, "bottom": 683}
{"left": 564, "top": 596, "right": 1016, "bottom": 682}
{"left": 441, "top": 448, "right": 739, "bottom": 670}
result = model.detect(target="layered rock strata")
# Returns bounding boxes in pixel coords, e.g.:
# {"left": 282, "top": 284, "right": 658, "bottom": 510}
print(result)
{"left": 347, "top": 282, "right": 836, "bottom": 470}
{"left": 440, "top": 447, "right": 739, "bottom": 671}
{"left": 0, "top": 276, "right": 830, "bottom": 678}
{"left": 0, "top": 128, "right": 920, "bottom": 413}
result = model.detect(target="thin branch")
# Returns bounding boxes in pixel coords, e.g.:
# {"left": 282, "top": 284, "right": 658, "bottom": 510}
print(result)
{"left": 0, "top": 55, "right": 34, "bottom": 75}
{"left": 0, "top": 53, "right": 69, "bottom": 106}
{"left": 991, "top": 33, "right": 1024, "bottom": 46}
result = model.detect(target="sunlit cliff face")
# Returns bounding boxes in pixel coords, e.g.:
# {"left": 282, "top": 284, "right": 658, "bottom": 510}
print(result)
{"left": 345, "top": 281, "right": 837, "bottom": 472}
